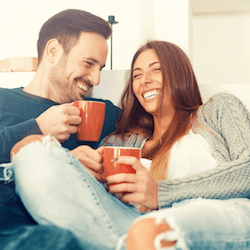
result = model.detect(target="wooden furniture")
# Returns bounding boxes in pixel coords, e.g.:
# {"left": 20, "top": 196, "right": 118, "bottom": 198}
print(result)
{"left": 0, "top": 57, "right": 38, "bottom": 72}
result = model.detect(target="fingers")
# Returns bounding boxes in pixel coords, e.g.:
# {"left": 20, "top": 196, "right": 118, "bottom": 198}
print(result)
{"left": 85, "top": 168, "right": 106, "bottom": 183}
{"left": 36, "top": 104, "right": 82, "bottom": 142}
{"left": 71, "top": 146, "right": 103, "bottom": 173}
{"left": 96, "top": 146, "right": 104, "bottom": 155}
{"left": 108, "top": 181, "right": 137, "bottom": 194}
{"left": 106, "top": 173, "right": 137, "bottom": 186}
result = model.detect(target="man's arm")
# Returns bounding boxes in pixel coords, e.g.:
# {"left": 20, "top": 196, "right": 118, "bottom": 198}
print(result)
{"left": 0, "top": 119, "right": 41, "bottom": 163}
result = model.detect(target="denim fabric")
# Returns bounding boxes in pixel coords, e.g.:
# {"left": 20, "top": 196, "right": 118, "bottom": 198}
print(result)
{"left": 0, "top": 184, "right": 36, "bottom": 230}
{"left": 10, "top": 136, "right": 250, "bottom": 250}
{"left": 12, "top": 137, "right": 141, "bottom": 250}
{"left": 136, "top": 198, "right": 250, "bottom": 250}
{"left": 0, "top": 225, "right": 82, "bottom": 250}
{"left": 0, "top": 182, "right": 82, "bottom": 250}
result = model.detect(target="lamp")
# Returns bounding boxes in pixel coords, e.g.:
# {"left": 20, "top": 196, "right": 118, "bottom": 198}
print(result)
{"left": 108, "top": 15, "right": 118, "bottom": 70}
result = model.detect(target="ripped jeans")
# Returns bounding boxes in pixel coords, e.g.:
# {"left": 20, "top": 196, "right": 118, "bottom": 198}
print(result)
{"left": 8, "top": 136, "right": 250, "bottom": 250}
{"left": 133, "top": 198, "right": 250, "bottom": 249}
{"left": 11, "top": 136, "right": 140, "bottom": 250}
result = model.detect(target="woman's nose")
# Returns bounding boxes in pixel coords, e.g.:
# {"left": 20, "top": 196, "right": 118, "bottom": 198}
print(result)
{"left": 140, "top": 73, "right": 152, "bottom": 86}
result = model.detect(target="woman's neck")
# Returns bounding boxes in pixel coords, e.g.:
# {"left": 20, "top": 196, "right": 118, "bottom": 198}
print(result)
{"left": 141, "top": 113, "right": 174, "bottom": 158}
{"left": 152, "top": 113, "right": 173, "bottom": 141}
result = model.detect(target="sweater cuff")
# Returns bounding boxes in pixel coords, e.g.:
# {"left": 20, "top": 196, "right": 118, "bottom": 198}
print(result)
{"left": 20, "top": 118, "right": 42, "bottom": 138}
{"left": 157, "top": 180, "right": 174, "bottom": 209}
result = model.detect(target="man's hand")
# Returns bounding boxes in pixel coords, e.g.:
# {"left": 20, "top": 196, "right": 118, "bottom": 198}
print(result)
{"left": 70, "top": 146, "right": 105, "bottom": 182}
{"left": 36, "top": 103, "right": 81, "bottom": 142}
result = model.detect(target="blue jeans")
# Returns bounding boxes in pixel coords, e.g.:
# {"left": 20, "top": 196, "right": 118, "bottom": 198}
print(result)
{"left": 133, "top": 198, "right": 250, "bottom": 250}
{"left": 11, "top": 136, "right": 141, "bottom": 250}
{"left": 0, "top": 183, "right": 82, "bottom": 250}
{"left": 9, "top": 136, "right": 250, "bottom": 250}
{"left": 0, "top": 224, "right": 82, "bottom": 250}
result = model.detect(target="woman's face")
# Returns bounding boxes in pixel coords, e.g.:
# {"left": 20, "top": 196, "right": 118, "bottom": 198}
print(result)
{"left": 132, "top": 49, "right": 174, "bottom": 117}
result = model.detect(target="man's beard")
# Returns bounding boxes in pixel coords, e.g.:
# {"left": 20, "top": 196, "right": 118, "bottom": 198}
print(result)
{"left": 48, "top": 55, "right": 76, "bottom": 103}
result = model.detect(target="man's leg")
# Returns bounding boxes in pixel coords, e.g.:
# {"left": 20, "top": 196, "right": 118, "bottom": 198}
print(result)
{"left": 0, "top": 184, "right": 37, "bottom": 230}
{"left": 0, "top": 224, "right": 82, "bottom": 250}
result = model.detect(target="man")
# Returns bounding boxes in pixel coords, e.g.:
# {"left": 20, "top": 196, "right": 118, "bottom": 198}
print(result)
{"left": 0, "top": 9, "right": 121, "bottom": 249}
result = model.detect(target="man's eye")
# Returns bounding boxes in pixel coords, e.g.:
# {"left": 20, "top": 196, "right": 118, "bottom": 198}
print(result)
{"left": 84, "top": 61, "right": 92, "bottom": 67}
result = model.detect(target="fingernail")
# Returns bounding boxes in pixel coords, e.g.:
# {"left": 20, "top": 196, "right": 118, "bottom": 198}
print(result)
{"left": 111, "top": 158, "right": 118, "bottom": 162}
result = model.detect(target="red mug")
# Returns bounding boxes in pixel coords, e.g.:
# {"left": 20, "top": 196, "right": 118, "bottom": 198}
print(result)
{"left": 102, "top": 146, "right": 141, "bottom": 177}
{"left": 73, "top": 101, "right": 106, "bottom": 141}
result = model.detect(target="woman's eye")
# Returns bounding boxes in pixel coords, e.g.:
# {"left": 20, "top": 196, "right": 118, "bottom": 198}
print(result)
{"left": 153, "top": 68, "right": 161, "bottom": 72}
{"left": 133, "top": 73, "right": 141, "bottom": 79}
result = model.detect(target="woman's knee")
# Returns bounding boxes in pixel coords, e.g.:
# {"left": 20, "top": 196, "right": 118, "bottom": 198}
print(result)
{"left": 10, "top": 134, "right": 44, "bottom": 160}
{"left": 12, "top": 135, "right": 64, "bottom": 195}
{"left": 126, "top": 217, "right": 176, "bottom": 250}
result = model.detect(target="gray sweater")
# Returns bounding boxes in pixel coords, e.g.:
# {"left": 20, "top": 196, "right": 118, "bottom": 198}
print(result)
{"left": 100, "top": 93, "right": 250, "bottom": 208}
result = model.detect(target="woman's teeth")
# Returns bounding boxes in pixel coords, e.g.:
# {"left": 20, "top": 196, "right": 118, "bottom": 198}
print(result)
{"left": 77, "top": 82, "right": 88, "bottom": 92}
{"left": 143, "top": 90, "right": 160, "bottom": 99}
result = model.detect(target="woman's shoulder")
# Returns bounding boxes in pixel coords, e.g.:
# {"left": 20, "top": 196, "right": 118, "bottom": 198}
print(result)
{"left": 200, "top": 92, "right": 248, "bottom": 113}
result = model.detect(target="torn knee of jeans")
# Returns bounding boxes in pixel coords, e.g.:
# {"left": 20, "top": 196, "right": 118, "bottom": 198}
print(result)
{"left": 154, "top": 216, "right": 187, "bottom": 250}
{"left": 41, "top": 135, "right": 61, "bottom": 147}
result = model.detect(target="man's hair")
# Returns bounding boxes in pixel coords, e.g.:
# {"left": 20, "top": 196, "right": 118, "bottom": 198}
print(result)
{"left": 37, "top": 9, "right": 112, "bottom": 64}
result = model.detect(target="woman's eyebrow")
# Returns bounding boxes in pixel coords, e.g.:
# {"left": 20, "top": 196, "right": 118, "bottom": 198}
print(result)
{"left": 149, "top": 61, "right": 160, "bottom": 67}
{"left": 132, "top": 61, "right": 160, "bottom": 72}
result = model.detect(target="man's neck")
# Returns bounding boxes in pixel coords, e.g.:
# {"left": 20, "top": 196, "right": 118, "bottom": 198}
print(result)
{"left": 23, "top": 67, "right": 50, "bottom": 99}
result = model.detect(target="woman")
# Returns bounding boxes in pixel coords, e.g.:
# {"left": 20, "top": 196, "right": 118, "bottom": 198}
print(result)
{"left": 11, "top": 41, "right": 250, "bottom": 250}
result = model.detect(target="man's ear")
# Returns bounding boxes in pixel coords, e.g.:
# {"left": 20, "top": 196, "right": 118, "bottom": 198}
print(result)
{"left": 44, "top": 39, "right": 63, "bottom": 64}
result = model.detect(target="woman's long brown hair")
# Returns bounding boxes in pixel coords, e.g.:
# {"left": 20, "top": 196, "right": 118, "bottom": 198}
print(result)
{"left": 109, "top": 41, "right": 203, "bottom": 180}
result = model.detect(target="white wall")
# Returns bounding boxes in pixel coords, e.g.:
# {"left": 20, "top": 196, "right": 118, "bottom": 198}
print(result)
{"left": 0, "top": 0, "right": 249, "bottom": 105}
{"left": 0, "top": 0, "right": 143, "bottom": 70}
{"left": 193, "top": 12, "right": 250, "bottom": 85}
{"left": 154, "top": 0, "right": 192, "bottom": 58}
{"left": 0, "top": 0, "right": 193, "bottom": 70}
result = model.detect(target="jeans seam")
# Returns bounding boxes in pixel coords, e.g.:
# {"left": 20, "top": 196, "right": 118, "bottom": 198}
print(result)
{"left": 68, "top": 152, "right": 118, "bottom": 238}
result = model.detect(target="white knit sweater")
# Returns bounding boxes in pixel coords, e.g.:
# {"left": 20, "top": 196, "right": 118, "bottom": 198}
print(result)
{"left": 100, "top": 93, "right": 250, "bottom": 208}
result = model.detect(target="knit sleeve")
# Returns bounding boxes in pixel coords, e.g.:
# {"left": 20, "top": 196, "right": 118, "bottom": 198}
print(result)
{"left": 157, "top": 93, "right": 250, "bottom": 208}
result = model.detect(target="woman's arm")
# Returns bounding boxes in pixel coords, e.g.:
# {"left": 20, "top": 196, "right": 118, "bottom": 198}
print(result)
{"left": 158, "top": 93, "right": 250, "bottom": 208}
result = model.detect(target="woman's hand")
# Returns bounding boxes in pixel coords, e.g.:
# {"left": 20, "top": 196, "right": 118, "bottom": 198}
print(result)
{"left": 70, "top": 146, "right": 105, "bottom": 182}
{"left": 106, "top": 156, "right": 158, "bottom": 210}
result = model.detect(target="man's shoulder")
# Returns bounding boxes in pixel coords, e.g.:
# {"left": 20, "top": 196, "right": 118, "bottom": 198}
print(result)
{"left": 0, "top": 87, "right": 22, "bottom": 94}
{"left": 0, "top": 87, "right": 23, "bottom": 100}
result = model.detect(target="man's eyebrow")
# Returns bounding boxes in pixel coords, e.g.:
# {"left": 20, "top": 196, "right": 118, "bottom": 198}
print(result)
{"left": 132, "top": 61, "right": 160, "bottom": 72}
{"left": 84, "top": 57, "right": 99, "bottom": 63}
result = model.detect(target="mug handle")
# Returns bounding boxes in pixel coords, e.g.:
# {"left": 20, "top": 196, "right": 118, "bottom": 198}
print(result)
{"left": 97, "top": 152, "right": 106, "bottom": 179}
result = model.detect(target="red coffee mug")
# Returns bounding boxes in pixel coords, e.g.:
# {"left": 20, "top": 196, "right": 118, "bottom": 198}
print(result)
{"left": 103, "top": 146, "right": 141, "bottom": 177}
{"left": 73, "top": 101, "right": 106, "bottom": 141}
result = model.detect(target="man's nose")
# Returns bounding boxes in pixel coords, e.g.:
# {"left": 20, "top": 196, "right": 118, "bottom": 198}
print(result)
{"left": 89, "top": 69, "right": 101, "bottom": 86}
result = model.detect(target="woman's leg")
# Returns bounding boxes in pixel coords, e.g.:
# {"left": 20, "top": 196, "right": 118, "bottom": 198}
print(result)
{"left": 127, "top": 217, "right": 176, "bottom": 250}
{"left": 127, "top": 198, "right": 250, "bottom": 250}
{"left": 11, "top": 135, "right": 141, "bottom": 250}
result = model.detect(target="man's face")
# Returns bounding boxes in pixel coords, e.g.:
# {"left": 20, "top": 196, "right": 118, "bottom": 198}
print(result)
{"left": 48, "top": 32, "right": 108, "bottom": 103}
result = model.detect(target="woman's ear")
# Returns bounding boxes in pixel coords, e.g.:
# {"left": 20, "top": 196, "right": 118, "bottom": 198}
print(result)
{"left": 44, "top": 39, "right": 63, "bottom": 64}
